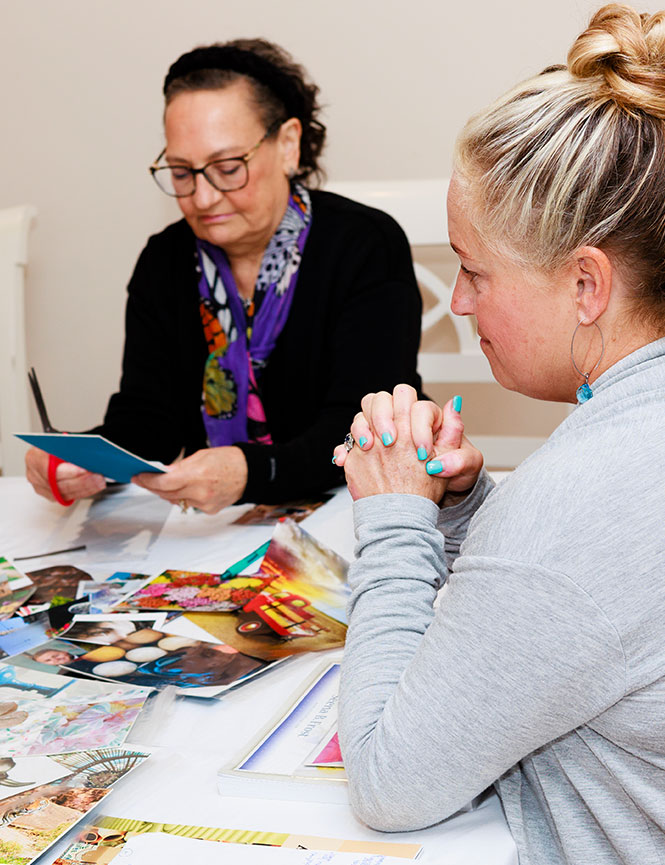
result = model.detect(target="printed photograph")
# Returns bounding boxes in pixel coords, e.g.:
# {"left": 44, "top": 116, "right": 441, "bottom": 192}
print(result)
{"left": 0, "top": 747, "right": 148, "bottom": 865}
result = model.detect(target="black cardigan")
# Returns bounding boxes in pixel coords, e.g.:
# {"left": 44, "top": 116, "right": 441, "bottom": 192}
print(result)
{"left": 97, "top": 190, "right": 423, "bottom": 503}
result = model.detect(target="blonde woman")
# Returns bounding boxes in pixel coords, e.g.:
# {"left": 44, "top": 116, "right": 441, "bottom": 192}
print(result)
{"left": 335, "top": 5, "right": 665, "bottom": 864}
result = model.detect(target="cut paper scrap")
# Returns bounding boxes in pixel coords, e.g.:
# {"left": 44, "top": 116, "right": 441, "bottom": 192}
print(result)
{"left": 59, "top": 628, "right": 272, "bottom": 697}
{"left": 25, "top": 564, "right": 91, "bottom": 608}
{"left": 116, "top": 541, "right": 270, "bottom": 613}
{"left": 0, "top": 688, "right": 150, "bottom": 756}
{"left": 233, "top": 494, "right": 334, "bottom": 526}
{"left": 52, "top": 814, "right": 423, "bottom": 862}
{"left": 0, "top": 747, "right": 149, "bottom": 865}
{"left": 306, "top": 730, "right": 343, "bottom": 768}
{"left": 0, "top": 557, "right": 35, "bottom": 622}
{"left": 184, "top": 520, "right": 349, "bottom": 660}
{"left": 76, "top": 579, "right": 147, "bottom": 614}
{"left": 62, "top": 613, "right": 168, "bottom": 645}
{"left": 10, "top": 639, "right": 94, "bottom": 676}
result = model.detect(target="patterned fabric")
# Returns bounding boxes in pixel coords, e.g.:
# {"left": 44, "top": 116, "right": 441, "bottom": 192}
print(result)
{"left": 196, "top": 184, "right": 312, "bottom": 447}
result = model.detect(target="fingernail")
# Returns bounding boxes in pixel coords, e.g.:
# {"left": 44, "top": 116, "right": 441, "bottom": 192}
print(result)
{"left": 359, "top": 436, "right": 368, "bottom": 449}
{"left": 331, "top": 455, "right": 337, "bottom": 464}
{"left": 381, "top": 432, "right": 393, "bottom": 446}
{"left": 426, "top": 460, "right": 444, "bottom": 475}
{"left": 417, "top": 446, "right": 428, "bottom": 461}
{"left": 452, "top": 395, "right": 462, "bottom": 413}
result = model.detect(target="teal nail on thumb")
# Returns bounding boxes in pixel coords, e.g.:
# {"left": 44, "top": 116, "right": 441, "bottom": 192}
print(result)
{"left": 417, "top": 446, "right": 428, "bottom": 461}
{"left": 426, "top": 460, "right": 443, "bottom": 475}
{"left": 452, "top": 395, "right": 463, "bottom": 413}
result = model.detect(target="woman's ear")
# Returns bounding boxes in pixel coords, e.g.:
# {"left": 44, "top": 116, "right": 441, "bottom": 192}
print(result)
{"left": 279, "top": 118, "right": 302, "bottom": 177}
{"left": 572, "top": 246, "right": 613, "bottom": 323}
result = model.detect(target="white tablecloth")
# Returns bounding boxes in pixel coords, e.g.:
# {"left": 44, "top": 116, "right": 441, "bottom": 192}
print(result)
{"left": 0, "top": 479, "right": 517, "bottom": 865}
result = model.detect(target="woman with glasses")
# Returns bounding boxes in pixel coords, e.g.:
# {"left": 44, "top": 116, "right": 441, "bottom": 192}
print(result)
{"left": 335, "top": 5, "right": 665, "bottom": 864}
{"left": 25, "top": 39, "right": 422, "bottom": 512}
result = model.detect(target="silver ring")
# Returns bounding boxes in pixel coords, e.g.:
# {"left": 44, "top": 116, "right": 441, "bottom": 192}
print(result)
{"left": 343, "top": 433, "right": 355, "bottom": 452}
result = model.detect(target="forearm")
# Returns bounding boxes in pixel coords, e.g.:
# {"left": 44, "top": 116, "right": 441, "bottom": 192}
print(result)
{"left": 437, "top": 468, "right": 496, "bottom": 571}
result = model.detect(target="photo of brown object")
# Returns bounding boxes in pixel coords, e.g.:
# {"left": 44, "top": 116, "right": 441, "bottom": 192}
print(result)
{"left": 0, "top": 702, "right": 29, "bottom": 728}
{"left": 25, "top": 565, "right": 91, "bottom": 606}
{"left": 185, "top": 608, "right": 347, "bottom": 661}
{"left": 233, "top": 495, "right": 333, "bottom": 526}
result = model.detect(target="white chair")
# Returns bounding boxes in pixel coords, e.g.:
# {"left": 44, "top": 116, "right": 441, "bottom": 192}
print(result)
{"left": 0, "top": 206, "right": 36, "bottom": 475}
{"left": 325, "top": 180, "right": 546, "bottom": 467}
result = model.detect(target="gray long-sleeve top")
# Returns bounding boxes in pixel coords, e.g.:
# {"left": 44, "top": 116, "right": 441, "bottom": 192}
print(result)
{"left": 338, "top": 338, "right": 665, "bottom": 865}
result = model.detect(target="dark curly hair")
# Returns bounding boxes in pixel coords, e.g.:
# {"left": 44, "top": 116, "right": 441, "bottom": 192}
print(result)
{"left": 164, "top": 38, "right": 326, "bottom": 186}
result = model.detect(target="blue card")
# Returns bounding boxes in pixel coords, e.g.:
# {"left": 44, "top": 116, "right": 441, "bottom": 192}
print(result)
{"left": 14, "top": 433, "right": 166, "bottom": 484}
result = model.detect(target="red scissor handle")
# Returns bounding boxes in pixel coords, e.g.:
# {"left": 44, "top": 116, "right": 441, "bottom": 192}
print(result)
{"left": 48, "top": 454, "right": 74, "bottom": 507}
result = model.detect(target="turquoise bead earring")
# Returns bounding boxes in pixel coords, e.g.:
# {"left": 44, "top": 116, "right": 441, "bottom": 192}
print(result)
{"left": 570, "top": 320, "right": 605, "bottom": 404}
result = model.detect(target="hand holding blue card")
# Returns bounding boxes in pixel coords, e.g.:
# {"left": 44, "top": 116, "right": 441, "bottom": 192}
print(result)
{"left": 14, "top": 433, "right": 166, "bottom": 484}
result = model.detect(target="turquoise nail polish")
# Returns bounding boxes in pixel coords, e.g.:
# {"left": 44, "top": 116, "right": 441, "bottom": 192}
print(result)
{"left": 359, "top": 436, "right": 368, "bottom": 449}
{"left": 417, "top": 446, "right": 428, "bottom": 461}
{"left": 452, "top": 395, "right": 463, "bottom": 413}
{"left": 426, "top": 460, "right": 443, "bottom": 475}
{"left": 381, "top": 432, "right": 394, "bottom": 446}
{"left": 331, "top": 455, "right": 337, "bottom": 464}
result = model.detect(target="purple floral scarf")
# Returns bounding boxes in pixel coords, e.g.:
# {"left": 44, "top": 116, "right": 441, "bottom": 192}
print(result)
{"left": 196, "top": 184, "right": 312, "bottom": 446}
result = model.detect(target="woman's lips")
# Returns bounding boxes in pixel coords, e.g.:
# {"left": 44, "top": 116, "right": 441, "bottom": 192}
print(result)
{"left": 200, "top": 212, "right": 234, "bottom": 223}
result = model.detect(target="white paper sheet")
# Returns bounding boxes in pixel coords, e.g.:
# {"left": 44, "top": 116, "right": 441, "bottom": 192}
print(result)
{"left": 121, "top": 831, "right": 408, "bottom": 865}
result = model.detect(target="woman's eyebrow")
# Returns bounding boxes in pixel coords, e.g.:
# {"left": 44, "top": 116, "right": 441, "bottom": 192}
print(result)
{"left": 165, "top": 145, "right": 244, "bottom": 164}
{"left": 450, "top": 241, "right": 473, "bottom": 259}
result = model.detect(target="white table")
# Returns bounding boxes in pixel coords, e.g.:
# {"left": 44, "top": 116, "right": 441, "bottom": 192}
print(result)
{"left": 0, "top": 479, "right": 517, "bottom": 865}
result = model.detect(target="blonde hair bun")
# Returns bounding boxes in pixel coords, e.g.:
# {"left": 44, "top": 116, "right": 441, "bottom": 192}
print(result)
{"left": 568, "top": 3, "right": 665, "bottom": 118}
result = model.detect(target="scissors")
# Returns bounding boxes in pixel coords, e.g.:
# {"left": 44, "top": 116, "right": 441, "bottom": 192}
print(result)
{"left": 27, "top": 367, "right": 73, "bottom": 507}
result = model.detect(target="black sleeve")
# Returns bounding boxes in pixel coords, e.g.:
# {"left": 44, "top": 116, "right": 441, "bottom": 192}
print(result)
{"left": 93, "top": 224, "right": 207, "bottom": 462}
{"left": 236, "top": 202, "right": 423, "bottom": 504}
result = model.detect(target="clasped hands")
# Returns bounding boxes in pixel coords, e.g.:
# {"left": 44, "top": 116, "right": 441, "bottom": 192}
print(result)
{"left": 333, "top": 384, "right": 483, "bottom": 504}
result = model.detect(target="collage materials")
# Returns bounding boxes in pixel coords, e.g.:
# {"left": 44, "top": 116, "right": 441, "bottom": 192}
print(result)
{"left": 116, "top": 541, "right": 271, "bottom": 613}
{"left": 25, "top": 565, "right": 91, "bottom": 607}
{"left": 183, "top": 520, "right": 349, "bottom": 660}
{"left": 0, "top": 747, "right": 149, "bottom": 865}
{"left": 0, "top": 688, "right": 150, "bottom": 756}
{"left": 218, "top": 662, "right": 346, "bottom": 803}
{"left": 0, "top": 663, "right": 74, "bottom": 702}
{"left": 10, "top": 639, "right": 94, "bottom": 675}
{"left": 233, "top": 495, "right": 334, "bottom": 526}
{"left": 52, "top": 814, "right": 423, "bottom": 862}
{"left": 76, "top": 580, "right": 146, "bottom": 614}
{"left": 52, "top": 830, "right": 414, "bottom": 864}
{"left": 62, "top": 614, "right": 168, "bottom": 645}
{"left": 0, "top": 620, "right": 52, "bottom": 660}
{"left": 0, "top": 557, "right": 33, "bottom": 594}
{"left": 0, "top": 557, "right": 35, "bottom": 622}
{"left": 59, "top": 628, "right": 270, "bottom": 696}
{"left": 13, "top": 433, "right": 166, "bottom": 484}
{"left": 305, "top": 730, "right": 343, "bottom": 768}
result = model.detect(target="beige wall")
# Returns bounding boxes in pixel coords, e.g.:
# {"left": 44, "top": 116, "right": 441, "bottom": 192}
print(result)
{"left": 1, "top": 0, "right": 661, "bottom": 441}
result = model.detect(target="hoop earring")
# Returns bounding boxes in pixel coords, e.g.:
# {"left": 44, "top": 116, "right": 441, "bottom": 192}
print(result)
{"left": 570, "top": 319, "right": 605, "bottom": 404}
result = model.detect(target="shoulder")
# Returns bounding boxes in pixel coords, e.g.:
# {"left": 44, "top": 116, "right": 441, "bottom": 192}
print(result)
{"left": 309, "top": 189, "right": 410, "bottom": 247}
{"left": 140, "top": 218, "right": 195, "bottom": 258}
{"left": 466, "top": 390, "right": 665, "bottom": 576}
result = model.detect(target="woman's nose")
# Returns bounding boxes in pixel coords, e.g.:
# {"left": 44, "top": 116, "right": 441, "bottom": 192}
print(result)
{"left": 450, "top": 273, "right": 474, "bottom": 316}
{"left": 191, "top": 174, "right": 224, "bottom": 210}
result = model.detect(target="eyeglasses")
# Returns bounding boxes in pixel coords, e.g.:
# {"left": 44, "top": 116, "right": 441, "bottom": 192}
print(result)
{"left": 149, "top": 120, "right": 282, "bottom": 198}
